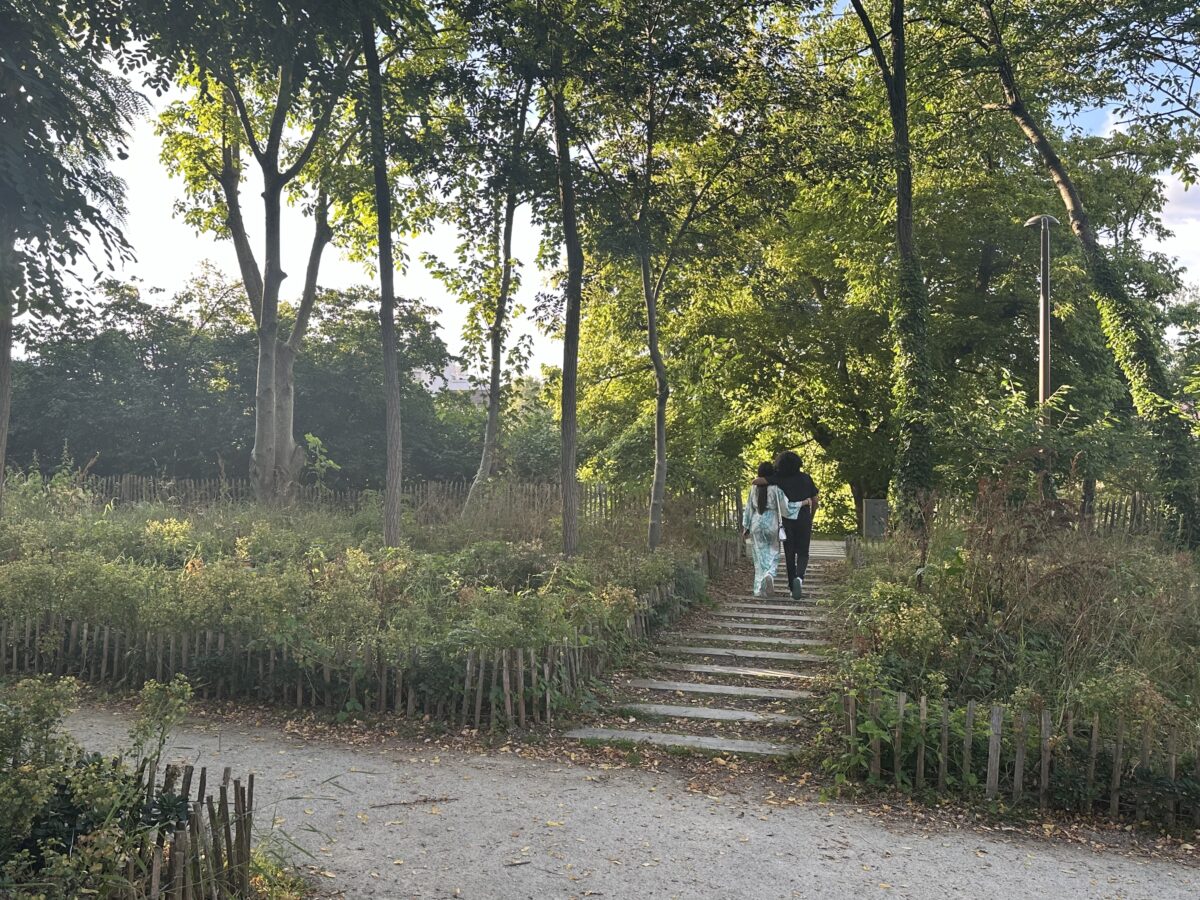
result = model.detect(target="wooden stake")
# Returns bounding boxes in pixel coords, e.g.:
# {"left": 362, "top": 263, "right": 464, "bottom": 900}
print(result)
{"left": 986, "top": 705, "right": 1003, "bottom": 800}
{"left": 893, "top": 692, "right": 907, "bottom": 786}
{"left": 868, "top": 689, "right": 881, "bottom": 780}
{"left": 1085, "top": 713, "right": 1099, "bottom": 815}
{"left": 1039, "top": 708, "right": 1052, "bottom": 813}
{"left": 1166, "top": 726, "right": 1178, "bottom": 827}
{"left": 962, "top": 700, "right": 976, "bottom": 791}
{"left": 937, "top": 700, "right": 949, "bottom": 791}
{"left": 1109, "top": 714, "right": 1125, "bottom": 819}
{"left": 1013, "top": 711, "right": 1028, "bottom": 804}
{"left": 915, "top": 696, "right": 927, "bottom": 790}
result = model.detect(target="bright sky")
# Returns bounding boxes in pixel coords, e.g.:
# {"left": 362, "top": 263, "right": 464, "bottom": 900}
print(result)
{"left": 103, "top": 99, "right": 1200, "bottom": 373}
{"left": 107, "top": 100, "right": 562, "bottom": 371}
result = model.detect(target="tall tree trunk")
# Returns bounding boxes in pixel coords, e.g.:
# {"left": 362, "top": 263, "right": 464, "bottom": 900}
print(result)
{"left": 272, "top": 342, "right": 303, "bottom": 498}
{"left": 250, "top": 178, "right": 286, "bottom": 502}
{"left": 362, "top": 17, "right": 405, "bottom": 547}
{"left": 551, "top": 80, "right": 583, "bottom": 556}
{"left": 0, "top": 296, "right": 11, "bottom": 517}
{"left": 274, "top": 193, "right": 332, "bottom": 499}
{"left": 851, "top": 0, "right": 934, "bottom": 535}
{"left": 980, "top": 0, "right": 1198, "bottom": 543}
{"left": 465, "top": 80, "right": 531, "bottom": 516}
{"left": 464, "top": 199, "right": 514, "bottom": 515}
{"left": 641, "top": 247, "right": 669, "bottom": 550}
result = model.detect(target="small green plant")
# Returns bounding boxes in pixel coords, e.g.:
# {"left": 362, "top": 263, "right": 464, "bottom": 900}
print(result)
{"left": 304, "top": 433, "right": 342, "bottom": 488}
{"left": 128, "top": 674, "right": 193, "bottom": 765}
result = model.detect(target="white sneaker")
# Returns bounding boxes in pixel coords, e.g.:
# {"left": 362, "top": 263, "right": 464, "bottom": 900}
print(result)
{"left": 762, "top": 574, "right": 775, "bottom": 596}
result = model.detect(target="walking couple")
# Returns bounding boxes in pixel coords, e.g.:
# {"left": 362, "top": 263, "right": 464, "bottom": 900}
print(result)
{"left": 740, "top": 450, "right": 819, "bottom": 599}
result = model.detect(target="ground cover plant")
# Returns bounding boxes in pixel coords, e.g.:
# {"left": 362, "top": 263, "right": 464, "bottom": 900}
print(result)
{"left": 821, "top": 484, "right": 1200, "bottom": 822}
{"left": 0, "top": 675, "right": 298, "bottom": 899}
{"left": 0, "top": 472, "right": 718, "bottom": 725}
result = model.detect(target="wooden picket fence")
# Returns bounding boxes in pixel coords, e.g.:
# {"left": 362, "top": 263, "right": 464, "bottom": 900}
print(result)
{"left": 68, "top": 475, "right": 743, "bottom": 532}
{"left": 0, "top": 539, "right": 742, "bottom": 729}
{"left": 839, "top": 689, "right": 1200, "bottom": 826}
{"left": 126, "top": 759, "right": 255, "bottom": 899}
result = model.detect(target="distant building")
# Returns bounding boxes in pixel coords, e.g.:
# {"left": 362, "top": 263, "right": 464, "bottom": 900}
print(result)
{"left": 416, "top": 362, "right": 487, "bottom": 403}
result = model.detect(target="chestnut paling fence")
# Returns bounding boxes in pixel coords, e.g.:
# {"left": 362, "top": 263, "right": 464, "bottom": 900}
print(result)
{"left": 838, "top": 689, "right": 1200, "bottom": 826}
{"left": 76, "top": 475, "right": 745, "bottom": 531}
{"left": 113, "top": 759, "right": 255, "bottom": 900}
{"left": 0, "top": 539, "right": 743, "bottom": 730}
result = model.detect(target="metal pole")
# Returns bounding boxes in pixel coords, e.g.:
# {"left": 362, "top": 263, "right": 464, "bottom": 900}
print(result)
{"left": 1039, "top": 218, "right": 1051, "bottom": 407}
{"left": 1024, "top": 215, "right": 1059, "bottom": 411}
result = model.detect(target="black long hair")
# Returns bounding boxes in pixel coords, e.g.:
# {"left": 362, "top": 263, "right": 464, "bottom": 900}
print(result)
{"left": 773, "top": 450, "right": 802, "bottom": 478}
{"left": 755, "top": 461, "right": 774, "bottom": 513}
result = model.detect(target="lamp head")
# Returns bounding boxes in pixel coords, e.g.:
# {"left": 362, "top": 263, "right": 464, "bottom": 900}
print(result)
{"left": 1024, "top": 214, "right": 1061, "bottom": 228}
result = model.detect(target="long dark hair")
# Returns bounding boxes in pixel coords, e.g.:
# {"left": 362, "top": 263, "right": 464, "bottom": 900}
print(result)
{"left": 773, "top": 450, "right": 802, "bottom": 478}
{"left": 755, "top": 461, "right": 774, "bottom": 513}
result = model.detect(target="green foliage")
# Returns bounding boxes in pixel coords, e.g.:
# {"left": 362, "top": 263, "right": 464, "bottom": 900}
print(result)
{"left": 0, "top": 489, "right": 712, "bottom": 712}
{"left": 0, "top": 676, "right": 198, "bottom": 898}
{"left": 827, "top": 492, "right": 1200, "bottom": 731}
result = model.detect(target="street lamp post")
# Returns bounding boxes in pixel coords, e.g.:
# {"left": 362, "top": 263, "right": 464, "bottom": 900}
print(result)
{"left": 1024, "top": 214, "right": 1059, "bottom": 410}
{"left": 1025, "top": 214, "right": 1059, "bottom": 498}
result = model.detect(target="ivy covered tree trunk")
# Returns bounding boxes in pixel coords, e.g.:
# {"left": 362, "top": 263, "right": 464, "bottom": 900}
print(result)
{"left": 551, "top": 78, "right": 583, "bottom": 557}
{"left": 851, "top": 0, "right": 935, "bottom": 534}
{"left": 981, "top": 0, "right": 1199, "bottom": 543}
{"left": 362, "top": 17, "right": 405, "bottom": 547}
{"left": 0, "top": 295, "right": 11, "bottom": 517}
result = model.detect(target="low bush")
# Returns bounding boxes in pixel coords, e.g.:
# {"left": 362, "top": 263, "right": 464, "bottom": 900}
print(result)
{"left": 829, "top": 492, "right": 1200, "bottom": 720}
{"left": 1, "top": 676, "right": 219, "bottom": 899}
{"left": 0, "top": 483, "right": 728, "bottom": 723}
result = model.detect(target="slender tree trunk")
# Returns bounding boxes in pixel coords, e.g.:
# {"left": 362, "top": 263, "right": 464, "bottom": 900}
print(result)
{"left": 851, "top": 0, "right": 934, "bottom": 535}
{"left": 551, "top": 80, "right": 583, "bottom": 556}
{"left": 641, "top": 248, "right": 669, "bottom": 550}
{"left": 274, "top": 194, "right": 332, "bottom": 499}
{"left": 0, "top": 295, "right": 11, "bottom": 517}
{"left": 464, "top": 200, "right": 513, "bottom": 515}
{"left": 980, "top": 0, "right": 1198, "bottom": 543}
{"left": 362, "top": 17, "right": 405, "bottom": 546}
{"left": 465, "top": 80, "right": 530, "bottom": 515}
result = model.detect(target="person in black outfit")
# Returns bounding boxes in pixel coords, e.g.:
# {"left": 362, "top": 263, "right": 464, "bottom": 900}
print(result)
{"left": 755, "top": 450, "right": 819, "bottom": 599}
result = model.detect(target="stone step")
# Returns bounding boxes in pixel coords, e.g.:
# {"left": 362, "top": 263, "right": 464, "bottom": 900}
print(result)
{"left": 724, "top": 601, "right": 820, "bottom": 611}
{"left": 619, "top": 702, "right": 799, "bottom": 724}
{"left": 668, "top": 632, "right": 829, "bottom": 648}
{"left": 710, "top": 611, "right": 825, "bottom": 623}
{"left": 659, "top": 645, "right": 826, "bottom": 664}
{"left": 627, "top": 677, "right": 812, "bottom": 700}
{"left": 566, "top": 727, "right": 799, "bottom": 757}
{"left": 697, "top": 620, "right": 808, "bottom": 632}
{"left": 657, "top": 662, "right": 815, "bottom": 681}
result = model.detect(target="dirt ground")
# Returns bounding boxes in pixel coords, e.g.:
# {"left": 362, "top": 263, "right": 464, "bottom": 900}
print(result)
{"left": 68, "top": 704, "right": 1199, "bottom": 900}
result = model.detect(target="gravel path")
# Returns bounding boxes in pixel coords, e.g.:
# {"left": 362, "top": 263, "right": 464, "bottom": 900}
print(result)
{"left": 67, "top": 706, "right": 1197, "bottom": 900}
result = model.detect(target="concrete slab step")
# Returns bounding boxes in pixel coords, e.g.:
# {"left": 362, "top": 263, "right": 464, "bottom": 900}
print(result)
{"left": 711, "top": 611, "right": 825, "bottom": 623}
{"left": 659, "top": 645, "right": 826, "bottom": 664}
{"left": 697, "top": 620, "right": 808, "bottom": 632}
{"left": 619, "top": 703, "right": 799, "bottom": 724}
{"left": 627, "top": 677, "right": 812, "bottom": 700}
{"left": 724, "top": 601, "right": 821, "bottom": 611}
{"left": 657, "top": 662, "right": 814, "bottom": 681}
{"left": 668, "top": 632, "right": 829, "bottom": 648}
{"left": 566, "top": 727, "right": 799, "bottom": 757}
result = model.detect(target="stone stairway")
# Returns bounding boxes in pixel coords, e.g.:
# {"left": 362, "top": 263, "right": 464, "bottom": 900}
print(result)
{"left": 566, "top": 539, "right": 844, "bottom": 757}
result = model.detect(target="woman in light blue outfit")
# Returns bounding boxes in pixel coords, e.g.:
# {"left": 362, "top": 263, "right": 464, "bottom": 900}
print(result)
{"left": 742, "top": 461, "right": 803, "bottom": 597}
